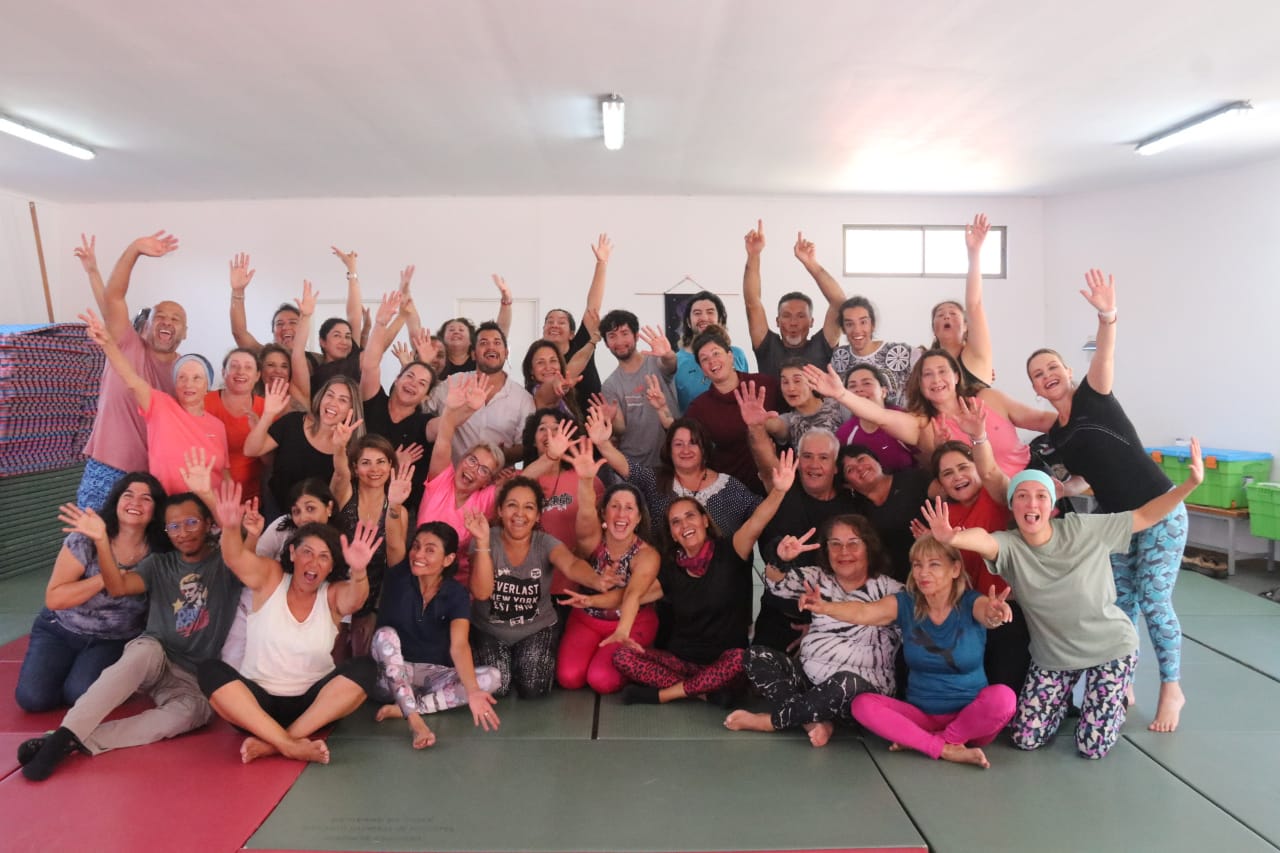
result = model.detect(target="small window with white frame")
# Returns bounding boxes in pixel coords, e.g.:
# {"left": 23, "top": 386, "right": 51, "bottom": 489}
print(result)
{"left": 843, "top": 224, "right": 1006, "bottom": 278}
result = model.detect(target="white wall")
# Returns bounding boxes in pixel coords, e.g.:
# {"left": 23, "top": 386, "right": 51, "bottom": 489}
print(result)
{"left": 35, "top": 194, "right": 1046, "bottom": 403}
{"left": 0, "top": 189, "right": 51, "bottom": 326}
{"left": 1044, "top": 155, "right": 1280, "bottom": 553}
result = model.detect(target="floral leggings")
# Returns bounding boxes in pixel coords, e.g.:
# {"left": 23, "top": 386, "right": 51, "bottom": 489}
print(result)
{"left": 370, "top": 627, "right": 501, "bottom": 716}
{"left": 1112, "top": 504, "right": 1187, "bottom": 683}
{"left": 1011, "top": 652, "right": 1137, "bottom": 759}
{"left": 612, "top": 647, "right": 745, "bottom": 696}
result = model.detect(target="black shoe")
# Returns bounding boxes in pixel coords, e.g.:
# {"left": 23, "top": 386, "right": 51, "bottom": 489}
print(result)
{"left": 16, "top": 735, "right": 49, "bottom": 766}
{"left": 621, "top": 685, "right": 661, "bottom": 705}
{"left": 21, "top": 727, "right": 84, "bottom": 782}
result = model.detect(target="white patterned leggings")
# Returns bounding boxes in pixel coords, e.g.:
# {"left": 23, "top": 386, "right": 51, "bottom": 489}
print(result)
{"left": 371, "top": 626, "right": 501, "bottom": 716}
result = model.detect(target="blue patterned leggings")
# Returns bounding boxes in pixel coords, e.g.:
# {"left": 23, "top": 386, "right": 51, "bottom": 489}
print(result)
{"left": 1111, "top": 504, "right": 1186, "bottom": 683}
{"left": 1011, "top": 653, "right": 1136, "bottom": 759}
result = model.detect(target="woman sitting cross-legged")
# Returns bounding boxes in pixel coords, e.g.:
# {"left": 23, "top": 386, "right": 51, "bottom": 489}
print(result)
{"left": 554, "top": 440, "right": 662, "bottom": 694}
{"left": 196, "top": 479, "right": 379, "bottom": 765}
{"left": 466, "top": 476, "right": 619, "bottom": 699}
{"left": 724, "top": 514, "right": 903, "bottom": 747}
{"left": 920, "top": 439, "right": 1207, "bottom": 759}
{"left": 370, "top": 469, "right": 502, "bottom": 747}
{"left": 609, "top": 451, "right": 797, "bottom": 706}
{"left": 842, "top": 535, "right": 1017, "bottom": 769}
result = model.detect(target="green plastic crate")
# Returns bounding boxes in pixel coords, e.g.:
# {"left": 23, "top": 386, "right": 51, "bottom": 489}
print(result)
{"left": 1147, "top": 446, "right": 1273, "bottom": 509}
{"left": 1245, "top": 482, "right": 1280, "bottom": 540}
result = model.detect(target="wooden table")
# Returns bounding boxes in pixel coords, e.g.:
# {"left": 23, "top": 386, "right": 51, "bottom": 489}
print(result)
{"left": 1185, "top": 503, "right": 1277, "bottom": 576}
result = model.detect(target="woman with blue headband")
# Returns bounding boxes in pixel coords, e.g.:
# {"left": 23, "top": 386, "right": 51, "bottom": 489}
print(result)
{"left": 921, "top": 439, "right": 1204, "bottom": 759}
{"left": 1026, "top": 270, "right": 1191, "bottom": 733}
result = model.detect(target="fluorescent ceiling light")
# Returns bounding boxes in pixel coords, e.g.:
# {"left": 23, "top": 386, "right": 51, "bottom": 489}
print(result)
{"left": 1134, "top": 100, "right": 1251, "bottom": 156}
{"left": 0, "top": 114, "right": 95, "bottom": 160}
{"left": 601, "top": 94, "right": 625, "bottom": 151}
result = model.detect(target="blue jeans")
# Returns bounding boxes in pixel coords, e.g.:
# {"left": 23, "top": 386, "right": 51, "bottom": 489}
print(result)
{"left": 14, "top": 611, "right": 131, "bottom": 712}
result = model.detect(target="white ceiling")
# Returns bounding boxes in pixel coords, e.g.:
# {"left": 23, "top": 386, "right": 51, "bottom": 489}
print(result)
{"left": 3, "top": 0, "right": 1279, "bottom": 202}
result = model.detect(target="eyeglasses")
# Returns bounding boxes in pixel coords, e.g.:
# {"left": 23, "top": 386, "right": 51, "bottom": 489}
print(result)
{"left": 463, "top": 454, "right": 494, "bottom": 479}
{"left": 165, "top": 517, "right": 203, "bottom": 534}
{"left": 826, "top": 538, "right": 864, "bottom": 552}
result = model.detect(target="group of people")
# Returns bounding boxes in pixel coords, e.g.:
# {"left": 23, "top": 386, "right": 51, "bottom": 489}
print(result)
{"left": 15, "top": 217, "right": 1200, "bottom": 781}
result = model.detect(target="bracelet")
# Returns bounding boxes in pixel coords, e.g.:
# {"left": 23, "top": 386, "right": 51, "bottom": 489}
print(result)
{"left": 346, "top": 272, "right": 358, "bottom": 280}
{"left": 971, "top": 435, "right": 989, "bottom": 446}
{"left": 500, "top": 298, "right": 513, "bottom": 306}
{"left": 1097, "top": 309, "right": 1117, "bottom": 323}
{"left": 231, "top": 294, "right": 245, "bottom": 301}
{"left": 474, "top": 548, "right": 491, "bottom": 552}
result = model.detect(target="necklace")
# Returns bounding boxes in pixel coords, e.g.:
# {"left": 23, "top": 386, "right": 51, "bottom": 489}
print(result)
{"left": 675, "top": 469, "right": 709, "bottom": 493}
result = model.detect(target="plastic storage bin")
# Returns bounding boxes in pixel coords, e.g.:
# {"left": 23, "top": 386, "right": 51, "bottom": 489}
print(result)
{"left": 1245, "top": 482, "right": 1280, "bottom": 539}
{"left": 1147, "top": 446, "right": 1273, "bottom": 509}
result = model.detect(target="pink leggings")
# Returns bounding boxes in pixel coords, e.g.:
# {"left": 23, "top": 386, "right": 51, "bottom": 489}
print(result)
{"left": 556, "top": 607, "right": 659, "bottom": 694}
{"left": 851, "top": 685, "right": 1016, "bottom": 759}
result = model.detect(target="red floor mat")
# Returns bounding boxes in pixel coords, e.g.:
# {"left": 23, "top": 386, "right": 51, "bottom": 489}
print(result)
{"left": 0, "top": 719, "right": 305, "bottom": 853}
{"left": 0, "top": 636, "right": 29, "bottom": 661}
{"left": 0, "top": 732, "right": 35, "bottom": 780}
{"left": 0, "top": 661, "right": 154, "bottom": 734}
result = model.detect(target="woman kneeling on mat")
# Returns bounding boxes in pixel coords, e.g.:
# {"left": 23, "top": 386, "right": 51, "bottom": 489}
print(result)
{"left": 609, "top": 451, "right": 797, "bottom": 705}
{"left": 724, "top": 514, "right": 903, "bottom": 747}
{"left": 197, "top": 480, "right": 379, "bottom": 764}
{"left": 920, "top": 438, "right": 1205, "bottom": 759}
{"left": 371, "top": 504, "right": 502, "bottom": 748}
{"left": 840, "top": 536, "right": 1016, "bottom": 768}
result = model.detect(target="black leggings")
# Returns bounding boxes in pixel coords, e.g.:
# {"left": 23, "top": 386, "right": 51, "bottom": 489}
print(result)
{"left": 984, "top": 600, "right": 1032, "bottom": 693}
{"left": 472, "top": 625, "right": 557, "bottom": 699}
{"left": 197, "top": 657, "right": 376, "bottom": 727}
{"left": 744, "top": 645, "right": 876, "bottom": 730}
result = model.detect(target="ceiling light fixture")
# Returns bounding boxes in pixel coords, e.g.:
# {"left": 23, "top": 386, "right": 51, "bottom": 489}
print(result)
{"left": 601, "top": 94, "right": 625, "bottom": 151}
{"left": 1134, "top": 100, "right": 1252, "bottom": 156}
{"left": 0, "top": 114, "right": 95, "bottom": 160}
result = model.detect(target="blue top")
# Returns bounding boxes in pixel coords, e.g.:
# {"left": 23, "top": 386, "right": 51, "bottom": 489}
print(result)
{"left": 672, "top": 346, "right": 749, "bottom": 411}
{"left": 376, "top": 561, "right": 470, "bottom": 665}
{"left": 895, "top": 588, "right": 987, "bottom": 715}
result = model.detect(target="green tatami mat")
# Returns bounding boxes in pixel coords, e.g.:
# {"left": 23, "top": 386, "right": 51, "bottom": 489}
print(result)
{"left": 1180, "top": 615, "right": 1280, "bottom": 679}
{"left": 1127, "top": 731, "right": 1280, "bottom": 848}
{"left": 248, "top": 738, "right": 924, "bottom": 853}
{"left": 1130, "top": 644, "right": 1280, "bottom": 734}
{"left": 1173, "top": 572, "right": 1280, "bottom": 617}
{"left": 595, "top": 693, "right": 785, "bottom": 741}
{"left": 865, "top": 735, "right": 1273, "bottom": 853}
{"left": 331, "top": 688, "right": 596, "bottom": 742}
{"left": 0, "top": 614, "right": 31, "bottom": 647}
{"left": 0, "top": 572, "right": 45, "bottom": 614}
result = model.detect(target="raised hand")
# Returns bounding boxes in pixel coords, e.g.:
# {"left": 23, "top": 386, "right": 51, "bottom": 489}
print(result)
{"left": 591, "top": 233, "right": 613, "bottom": 263}
{"left": 1186, "top": 436, "right": 1204, "bottom": 486}
{"left": 57, "top": 503, "right": 107, "bottom": 542}
{"left": 584, "top": 405, "right": 614, "bottom": 446}
{"left": 410, "top": 328, "right": 441, "bottom": 366}
{"left": 797, "top": 580, "right": 829, "bottom": 616}
{"left": 74, "top": 234, "right": 99, "bottom": 274}
{"left": 399, "top": 264, "right": 416, "bottom": 294}
{"left": 637, "top": 325, "right": 673, "bottom": 359}
{"left": 463, "top": 372, "right": 492, "bottom": 411}
{"left": 375, "top": 290, "right": 402, "bottom": 328}
{"left": 262, "top": 378, "right": 291, "bottom": 418}
{"left": 180, "top": 447, "right": 218, "bottom": 497}
{"left": 395, "top": 443, "right": 425, "bottom": 470}
{"left": 985, "top": 586, "right": 1013, "bottom": 628}
{"left": 1080, "top": 268, "right": 1116, "bottom": 315}
{"left": 920, "top": 496, "right": 957, "bottom": 544}
{"left": 908, "top": 518, "right": 930, "bottom": 541}
{"left": 133, "top": 231, "right": 180, "bottom": 258}
{"left": 331, "top": 411, "right": 363, "bottom": 448}
{"left": 771, "top": 448, "right": 798, "bottom": 494}
{"left": 744, "top": 219, "right": 765, "bottom": 256}
{"left": 965, "top": 214, "right": 990, "bottom": 254}
{"left": 390, "top": 341, "right": 412, "bottom": 367}
{"left": 954, "top": 395, "right": 988, "bottom": 440}
{"left": 295, "top": 280, "right": 318, "bottom": 317}
{"left": 469, "top": 689, "right": 500, "bottom": 731}
{"left": 733, "top": 380, "right": 778, "bottom": 428}
{"left": 793, "top": 232, "right": 817, "bottom": 265}
{"left": 331, "top": 245, "right": 359, "bottom": 272}
{"left": 643, "top": 374, "right": 669, "bottom": 412}
{"left": 242, "top": 498, "right": 265, "bottom": 540}
{"left": 341, "top": 519, "right": 385, "bottom": 576}
{"left": 802, "top": 364, "right": 844, "bottom": 399}
{"left": 777, "top": 527, "right": 820, "bottom": 562}
{"left": 78, "top": 308, "right": 111, "bottom": 348}
{"left": 546, "top": 421, "right": 580, "bottom": 463}
{"left": 563, "top": 437, "right": 606, "bottom": 480}
{"left": 388, "top": 463, "right": 415, "bottom": 507}
{"left": 213, "top": 479, "right": 245, "bottom": 530}
{"left": 588, "top": 393, "right": 619, "bottom": 425}
{"left": 229, "top": 252, "right": 255, "bottom": 292}
{"left": 491, "top": 274, "right": 512, "bottom": 302}
{"left": 462, "top": 509, "right": 490, "bottom": 543}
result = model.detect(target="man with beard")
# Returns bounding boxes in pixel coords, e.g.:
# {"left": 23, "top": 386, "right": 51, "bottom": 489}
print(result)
{"left": 425, "top": 321, "right": 533, "bottom": 466}
{"left": 742, "top": 220, "right": 845, "bottom": 376}
{"left": 598, "top": 310, "right": 678, "bottom": 468}
{"left": 74, "top": 232, "right": 188, "bottom": 511}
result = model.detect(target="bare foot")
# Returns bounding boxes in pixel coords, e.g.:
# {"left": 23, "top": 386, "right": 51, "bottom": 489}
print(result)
{"left": 803, "top": 720, "right": 834, "bottom": 748}
{"left": 887, "top": 742, "right": 905, "bottom": 752}
{"left": 940, "top": 742, "right": 990, "bottom": 769}
{"left": 723, "top": 710, "right": 773, "bottom": 732}
{"left": 1149, "top": 682, "right": 1186, "bottom": 733}
{"left": 375, "top": 704, "right": 403, "bottom": 722}
{"left": 409, "top": 717, "right": 436, "bottom": 750}
{"left": 240, "top": 736, "right": 278, "bottom": 764}
{"left": 279, "top": 737, "right": 330, "bottom": 764}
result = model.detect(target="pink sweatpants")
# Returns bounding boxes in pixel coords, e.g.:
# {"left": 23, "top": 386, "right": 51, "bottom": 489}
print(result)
{"left": 556, "top": 607, "right": 659, "bottom": 694}
{"left": 851, "top": 685, "right": 1016, "bottom": 759}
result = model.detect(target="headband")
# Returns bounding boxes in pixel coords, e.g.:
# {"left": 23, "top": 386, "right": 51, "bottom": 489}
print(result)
{"left": 1006, "top": 469, "right": 1056, "bottom": 508}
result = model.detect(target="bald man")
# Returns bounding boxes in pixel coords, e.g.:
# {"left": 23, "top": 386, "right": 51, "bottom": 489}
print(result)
{"left": 75, "top": 232, "right": 187, "bottom": 510}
